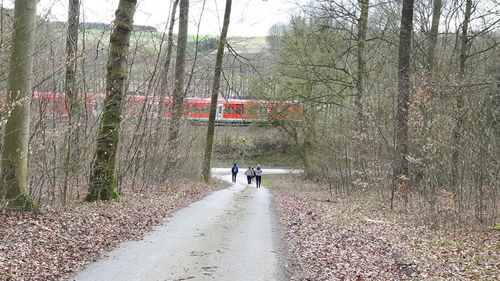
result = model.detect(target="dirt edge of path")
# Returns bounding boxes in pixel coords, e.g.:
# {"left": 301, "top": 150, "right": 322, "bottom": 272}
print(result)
{"left": 0, "top": 180, "right": 228, "bottom": 281}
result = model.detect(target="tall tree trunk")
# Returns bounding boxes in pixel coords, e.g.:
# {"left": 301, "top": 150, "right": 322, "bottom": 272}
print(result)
{"left": 392, "top": 0, "right": 414, "bottom": 209}
{"left": 86, "top": 0, "right": 137, "bottom": 201}
{"left": 153, "top": 0, "right": 179, "bottom": 131}
{"left": 353, "top": 0, "right": 370, "bottom": 185}
{"left": 65, "top": 0, "right": 80, "bottom": 111}
{"left": 158, "top": 0, "right": 179, "bottom": 96}
{"left": 355, "top": 0, "right": 369, "bottom": 124}
{"left": 166, "top": 0, "right": 189, "bottom": 170}
{"left": 202, "top": 0, "right": 232, "bottom": 182}
{"left": 451, "top": 0, "right": 472, "bottom": 200}
{"left": 426, "top": 0, "right": 442, "bottom": 72}
{"left": 62, "top": 0, "right": 80, "bottom": 206}
{"left": 0, "top": 0, "right": 37, "bottom": 210}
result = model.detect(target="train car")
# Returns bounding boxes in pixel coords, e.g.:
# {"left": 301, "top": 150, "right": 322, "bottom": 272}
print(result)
{"left": 185, "top": 98, "right": 212, "bottom": 121}
{"left": 3, "top": 92, "right": 302, "bottom": 124}
{"left": 218, "top": 98, "right": 267, "bottom": 123}
{"left": 32, "top": 91, "right": 69, "bottom": 115}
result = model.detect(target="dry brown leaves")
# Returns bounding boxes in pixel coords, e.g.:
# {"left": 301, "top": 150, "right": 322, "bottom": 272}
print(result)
{"left": 271, "top": 177, "right": 499, "bottom": 281}
{"left": 0, "top": 180, "right": 226, "bottom": 281}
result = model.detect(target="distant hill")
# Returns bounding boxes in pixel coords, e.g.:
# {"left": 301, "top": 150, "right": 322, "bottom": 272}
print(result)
{"left": 227, "top": 36, "right": 268, "bottom": 55}
{"left": 50, "top": 21, "right": 158, "bottom": 33}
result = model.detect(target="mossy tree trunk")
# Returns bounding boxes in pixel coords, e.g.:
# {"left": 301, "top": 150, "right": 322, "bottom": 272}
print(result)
{"left": 0, "top": 0, "right": 37, "bottom": 211}
{"left": 202, "top": 0, "right": 232, "bottom": 183}
{"left": 392, "top": 0, "right": 414, "bottom": 209}
{"left": 166, "top": 0, "right": 189, "bottom": 171}
{"left": 86, "top": 0, "right": 137, "bottom": 201}
{"left": 62, "top": 0, "right": 80, "bottom": 206}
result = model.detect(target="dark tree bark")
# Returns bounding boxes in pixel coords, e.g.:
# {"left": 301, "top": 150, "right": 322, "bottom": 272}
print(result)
{"left": 87, "top": 0, "right": 137, "bottom": 201}
{"left": 426, "top": 0, "right": 442, "bottom": 72}
{"left": 62, "top": 0, "right": 80, "bottom": 206}
{"left": 64, "top": 0, "right": 80, "bottom": 111}
{"left": 202, "top": 0, "right": 232, "bottom": 182}
{"left": 0, "top": 0, "right": 37, "bottom": 210}
{"left": 392, "top": 0, "right": 415, "bottom": 209}
{"left": 166, "top": 0, "right": 189, "bottom": 169}
{"left": 355, "top": 0, "right": 369, "bottom": 124}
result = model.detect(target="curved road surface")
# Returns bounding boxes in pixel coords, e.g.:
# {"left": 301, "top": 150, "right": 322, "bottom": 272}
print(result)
{"left": 70, "top": 168, "right": 300, "bottom": 281}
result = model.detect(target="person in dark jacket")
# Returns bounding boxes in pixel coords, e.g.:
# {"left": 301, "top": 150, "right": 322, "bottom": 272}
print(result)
{"left": 244, "top": 167, "right": 255, "bottom": 184}
{"left": 254, "top": 165, "right": 262, "bottom": 188}
{"left": 231, "top": 163, "right": 238, "bottom": 183}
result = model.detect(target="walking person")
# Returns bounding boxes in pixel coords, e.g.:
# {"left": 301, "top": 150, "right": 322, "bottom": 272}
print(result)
{"left": 244, "top": 167, "right": 254, "bottom": 184}
{"left": 231, "top": 163, "right": 238, "bottom": 183}
{"left": 254, "top": 165, "right": 262, "bottom": 188}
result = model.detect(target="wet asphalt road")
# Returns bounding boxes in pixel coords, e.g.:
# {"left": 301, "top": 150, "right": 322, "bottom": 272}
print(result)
{"left": 69, "top": 169, "right": 298, "bottom": 281}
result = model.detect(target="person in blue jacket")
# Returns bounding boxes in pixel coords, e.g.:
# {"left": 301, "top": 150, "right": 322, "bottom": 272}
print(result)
{"left": 231, "top": 163, "right": 238, "bottom": 183}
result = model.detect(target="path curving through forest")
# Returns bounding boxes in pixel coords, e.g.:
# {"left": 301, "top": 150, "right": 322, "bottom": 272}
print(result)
{"left": 69, "top": 169, "right": 297, "bottom": 281}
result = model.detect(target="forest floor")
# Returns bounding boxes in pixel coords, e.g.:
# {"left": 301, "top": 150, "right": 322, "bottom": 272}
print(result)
{"left": 0, "top": 179, "right": 227, "bottom": 281}
{"left": 2, "top": 173, "right": 498, "bottom": 281}
{"left": 266, "top": 175, "right": 499, "bottom": 281}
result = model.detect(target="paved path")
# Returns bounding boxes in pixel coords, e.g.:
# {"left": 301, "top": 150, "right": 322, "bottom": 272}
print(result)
{"left": 69, "top": 169, "right": 296, "bottom": 281}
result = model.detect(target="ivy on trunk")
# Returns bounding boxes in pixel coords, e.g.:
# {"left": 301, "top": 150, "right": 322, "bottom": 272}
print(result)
{"left": 87, "top": 0, "right": 137, "bottom": 201}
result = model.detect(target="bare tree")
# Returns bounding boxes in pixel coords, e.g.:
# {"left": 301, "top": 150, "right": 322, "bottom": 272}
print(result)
{"left": 158, "top": 0, "right": 180, "bottom": 96}
{"left": 87, "top": 0, "right": 137, "bottom": 201}
{"left": 202, "top": 0, "right": 232, "bottom": 182}
{"left": 392, "top": 0, "right": 415, "bottom": 209}
{"left": 64, "top": 0, "right": 80, "bottom": 110}
{"left": 0, "top": 0, "right": 37, "bottom": 210}
{"left": 166, "top": 0, "right": 189, "bottom": 170}
{"left": 62, "top": 0, "right": 80, "bottom": 205}
{"left": 450, "top": 0, "right": 472, "bottom": 195}
{"left": 426, "top": 0, "right": 442, "bottom": 72}
{"left": 355, "top": 0, "right": 369, "bottom": 124}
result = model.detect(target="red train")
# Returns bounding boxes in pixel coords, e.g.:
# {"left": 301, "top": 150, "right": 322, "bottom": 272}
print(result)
{"left": 26, "top": 92, "right": 302, "bottom": 124}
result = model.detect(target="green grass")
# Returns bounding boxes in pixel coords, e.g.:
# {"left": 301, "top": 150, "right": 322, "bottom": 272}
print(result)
{"left": 489, "top": 225, "right": 500, "bottom": 231}
{"left": 261, "top": 174, "right": 290, "bottom": 189}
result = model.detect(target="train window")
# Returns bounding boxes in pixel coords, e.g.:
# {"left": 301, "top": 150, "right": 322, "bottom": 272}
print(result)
{"left": 201, "top": 105, "right": 210, "bottom": 114}
{"left": 235, "top": 105, "right": 244, "bottom": 115}
{"left": 190, "top": 105, "right": 200, "bottom": 113}
{"left": 247, "top": 106, "right": 258, "bottom": 115}
{"left": 224, "top": 106, "right": 234, "bottom": 114}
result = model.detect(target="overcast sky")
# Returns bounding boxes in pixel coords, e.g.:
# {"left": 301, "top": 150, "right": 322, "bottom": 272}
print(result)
{"left": 27, "top": 0, "right": 308, "bottom": 36}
